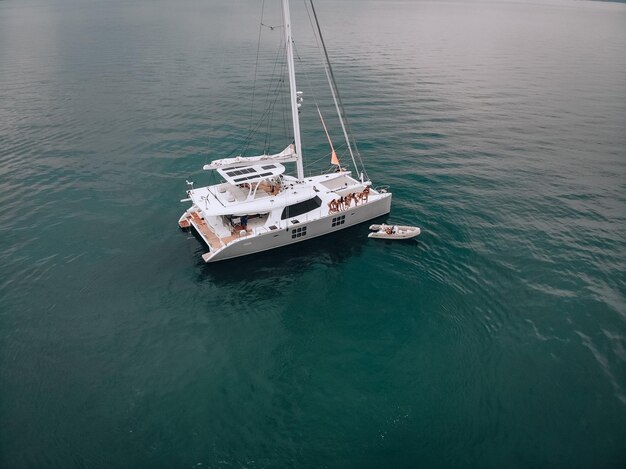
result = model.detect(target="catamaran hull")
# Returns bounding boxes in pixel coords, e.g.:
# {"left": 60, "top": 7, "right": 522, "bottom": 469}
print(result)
{"left": 194, "top": 193, "right": 391, "bottom": 262}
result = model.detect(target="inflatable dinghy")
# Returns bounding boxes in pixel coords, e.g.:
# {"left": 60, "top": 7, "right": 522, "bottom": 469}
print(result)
{"left": 369, "top": 224, "right": 421, "bottom": 240}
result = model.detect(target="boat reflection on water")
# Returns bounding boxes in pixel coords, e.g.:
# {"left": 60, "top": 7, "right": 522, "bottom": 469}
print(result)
{"left": 194, "top": 220, "right": 378, "bottom": 287}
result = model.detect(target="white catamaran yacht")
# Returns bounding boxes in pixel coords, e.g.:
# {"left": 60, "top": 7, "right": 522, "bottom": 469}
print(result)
{"left": 178, "top": 0, "right": 392, "bottom": 263}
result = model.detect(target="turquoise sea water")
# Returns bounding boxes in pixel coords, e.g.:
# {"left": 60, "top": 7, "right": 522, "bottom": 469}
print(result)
{"left": 1, "top": 0, "right": 626, "bottom": 466}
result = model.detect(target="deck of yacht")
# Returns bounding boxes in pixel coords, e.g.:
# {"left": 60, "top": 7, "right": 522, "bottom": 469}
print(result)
{"left": 181, "top": 212, "right": 253, "bottom": 251}
{"left": 215, "top": 180, "right": 280, "bottom": 204}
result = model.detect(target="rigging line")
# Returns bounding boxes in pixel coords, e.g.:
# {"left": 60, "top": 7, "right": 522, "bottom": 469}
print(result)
{"left": 304, "top": 142, "right": 346, "bottom": 169}
{"left": 253, "top": 54, "right": 285, "bottom": 149}
{"left": 241, "top": 36, "right": 285, "bottom": 155}
{"left": 264, "top": 93, "right": 272, "bottom": 152}
{"left": 279, "top": 44, "right": 291, "bottom": 148}
{"left": 266, "top": 77, "right": 284, "bottom": 152}
{"left": 259, "top": 69, "right": 279, "bottom": 151}
{"left": 260, "top": 26, "right": 292, "bottom": 153}
{"left": 295, "top": 39, "right": 350, "bottom": 173}
{"left": 236, "top": 79, "right": 285, "bottom": 158}
{"left": 280, "top": 82, "right": 289, "bottom": 147}
{"left": 266, "top": 38, "right": 289, "bottom": 153}
{"left": 205, "top": 32, "right": 230, "bottom": 164}
{"left": 270, "top": 63, "right": 287, "bottom": 150}
{"left": 293, "top": 41, "right": 340, "bottom": 164}
{"left": 306, "top": 0, "right": 358, "bottom": 175}
{"left": 318, "top": 107, "right": 337, "bottom": 160}
{"left": 261, "top": 23, "right": 281, "bottom": 30}
{"left": 246, "top": 0, "right": 266, "bottom": 151}
{"left": 293, "top": 41, "right": 334, "bottom": 138}
{"left": 293, "top": 42, "right": 323, "bottom": 111}
{"left": 263, "top": 37, "right": 286, "bottom": 117}
{"left": 240, "top": 89, "right": 283, "bottom": 155}
{"left": 242, "top": 1, "right": 284, "bottom": 155}
{"left": 265, "top": 59, "right": 283, "bottom": 153}
{"left": 306, "top": 0, "right": 369, "bottom": 180}
{"left": 263, "top": 49, "right": 278, "bottom": 152}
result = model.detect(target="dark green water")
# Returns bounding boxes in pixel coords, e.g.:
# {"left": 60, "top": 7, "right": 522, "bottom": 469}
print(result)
{"left": 1, "top": 0, "right": 626, "bottom": 467}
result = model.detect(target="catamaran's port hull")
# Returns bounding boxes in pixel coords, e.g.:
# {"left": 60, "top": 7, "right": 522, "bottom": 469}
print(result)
{"left": 186, "top": 193, "right": 391, "bottom": 263}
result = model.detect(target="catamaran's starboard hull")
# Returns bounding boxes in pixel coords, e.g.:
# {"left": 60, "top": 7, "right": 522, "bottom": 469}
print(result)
{"left": 187, "top": 193, "right": 391, "bottom": 262}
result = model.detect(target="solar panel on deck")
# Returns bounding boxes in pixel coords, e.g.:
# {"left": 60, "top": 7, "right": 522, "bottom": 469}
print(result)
{"left": 228, "top": 167, "right": 259, "bottom": 177}
{"left": 233, "top": 174, "right": 259, "bottom": 182}
{"left": 217, "top": 162, "right": 285, "bottom": 186}
{"left": 233, "top": 171, "right": 276, "bottom": 183}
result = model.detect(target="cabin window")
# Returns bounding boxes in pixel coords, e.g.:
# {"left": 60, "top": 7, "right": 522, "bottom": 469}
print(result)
{"left": 331, "top": 215, "right": 345, "bottom": 227}
{"left": 281, "top": 196, "right": 322, "bottom": 220}
{"left": 291, "top": 227, "right": 307, "bottom": 239}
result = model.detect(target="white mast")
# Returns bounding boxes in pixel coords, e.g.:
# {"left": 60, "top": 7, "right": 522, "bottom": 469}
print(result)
{"left": 282, "top": 0, "right": 304, "bottom": 181}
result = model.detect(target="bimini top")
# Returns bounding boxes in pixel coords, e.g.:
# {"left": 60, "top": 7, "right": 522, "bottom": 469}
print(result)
{"left": 216, "top": 162, "right": 285, "bottom": 186}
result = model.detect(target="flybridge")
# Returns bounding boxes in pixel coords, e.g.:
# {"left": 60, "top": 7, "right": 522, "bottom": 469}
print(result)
{"left": 216, "top": 163, "right": 285, "bottom": 186}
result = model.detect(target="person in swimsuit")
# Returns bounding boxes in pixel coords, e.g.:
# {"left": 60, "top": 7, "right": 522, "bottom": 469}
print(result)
{"left": 362, "top": 186, "right": 370, "bottom": 203}
{"left": 328, "top": 199, "right": 337, "bottom": 213}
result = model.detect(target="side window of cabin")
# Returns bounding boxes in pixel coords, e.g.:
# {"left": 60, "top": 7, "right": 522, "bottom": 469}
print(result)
{"left": 281, "top": 196, "right": 322, "bottom": 220}
{"left": 331, "top": 215, "right": 345, "bottom": 227}
{"left": 291, "top": 227, "right": 307, "bottom": 239}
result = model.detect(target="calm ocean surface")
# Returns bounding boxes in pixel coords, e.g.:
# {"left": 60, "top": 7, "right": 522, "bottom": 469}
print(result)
{"left": 1, "top": 0, "right": 625, "bottom": 467}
